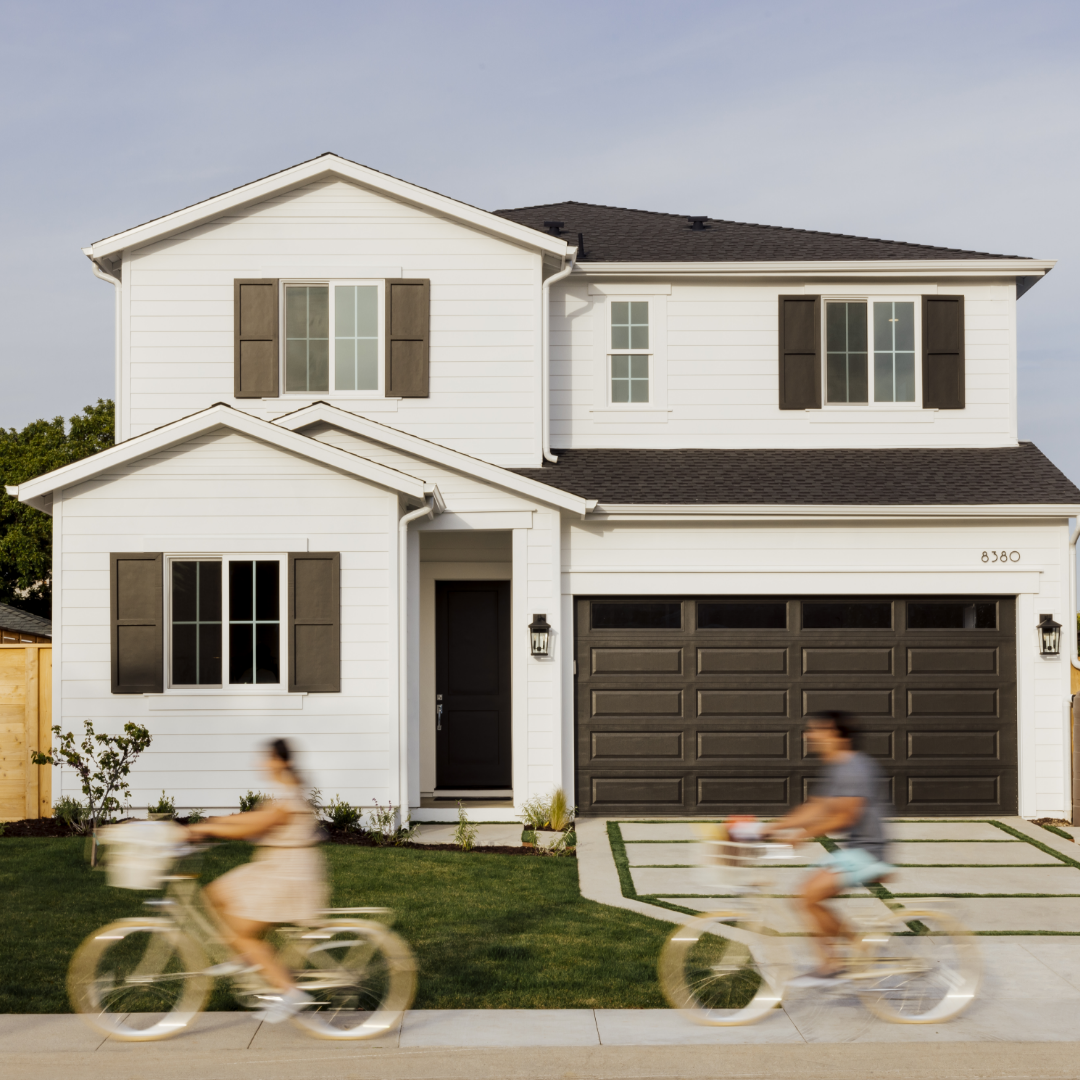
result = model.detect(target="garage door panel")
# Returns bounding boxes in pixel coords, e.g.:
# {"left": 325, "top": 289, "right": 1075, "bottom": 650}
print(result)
{"left": 592, "top": 648, "right": 683, "bottom": 675}
{"left": 576, "top": 596, "right": 1016, "bottom": 817}
{"left": 802, "top": 648, "right": 892, "bottom": 674}
{"left": 908, "top": 647, "right": 998, "bottom": 675}
{"left": 908, "top": 729, "right": 999, "bottom": 759}
{"left": 698, "top": 775, "right": 789, "bottom": 808}
{"left": 591, "top": 731, "right": 683, "bottom": 761}
{"left": 907, "top": 689, "right": 998, "bottom": 717}
{"left": 591, "top": 689, "right": 683, "bottom": 717}
{"left": 803, "top": 689, "right": 894, "bottom": 716}
{"left": 698, "top": 689, "right": 788, "bottom": 716}
{"left": 698, "top": 648, "right": 787, "bottom": 674}
{"left": 697, "top": 730, "right": 789, "bottom": 759}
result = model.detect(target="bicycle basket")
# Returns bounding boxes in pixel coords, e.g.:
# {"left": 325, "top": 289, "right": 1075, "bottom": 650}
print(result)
{"left": 99, "top": 819, "right": 187, "bottom": 890}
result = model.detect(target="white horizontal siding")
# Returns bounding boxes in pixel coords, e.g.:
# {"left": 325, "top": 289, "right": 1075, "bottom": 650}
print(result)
{"left": 550, "top": 280, "right": 1017, "bottom": 449}
{"left": 123, "top": 178, "right": 541, "bottom": 467}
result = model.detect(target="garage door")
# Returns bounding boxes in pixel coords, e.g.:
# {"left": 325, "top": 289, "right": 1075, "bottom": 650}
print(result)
{"left": 574, "top": 596, "right": 1016, "bottom": 817}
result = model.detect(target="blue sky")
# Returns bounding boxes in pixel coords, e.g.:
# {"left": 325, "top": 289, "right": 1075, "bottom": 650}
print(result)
{"left": 1, "top": 0, "right": 1077, "bottom": 476}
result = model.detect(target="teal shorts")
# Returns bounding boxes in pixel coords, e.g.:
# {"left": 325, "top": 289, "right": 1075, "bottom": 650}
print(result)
{"left": 815, "top": 847, "right": 894, "bottom": 888}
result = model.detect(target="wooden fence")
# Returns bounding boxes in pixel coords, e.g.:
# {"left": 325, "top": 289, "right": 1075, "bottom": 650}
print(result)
{"left": 0, "top": 645, "right": 52, "bottom": 821}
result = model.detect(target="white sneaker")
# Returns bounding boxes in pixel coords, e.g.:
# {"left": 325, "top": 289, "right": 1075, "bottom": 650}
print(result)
{"left": 255, "top": 987, "right": 313, "bottom": 1024}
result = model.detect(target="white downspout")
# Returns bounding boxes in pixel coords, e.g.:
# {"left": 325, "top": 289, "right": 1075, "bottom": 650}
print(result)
{"left": 1070, "top": 521, "right": 1080, "bottom": 672}
{"left": 541, "top": 247, "right": 577, "bottom": 464}
{"left": 397, "top": 498, "right": 435, "bottom": 819}
{"left": 86, "top": 253, "right": 122, "bottom": 443}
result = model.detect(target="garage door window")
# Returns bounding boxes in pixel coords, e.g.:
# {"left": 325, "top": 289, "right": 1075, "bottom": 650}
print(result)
{"left": 591, "top": 602, "right": 681, "bottom": 630}
{"left": 803, "top": 602, "right": 892, "bottom": 629}
{"left": 699, "top": 602, "right": 787, "bottom": 629}
{"left": 908, "top": 602, "right": 997, "bottom": 630}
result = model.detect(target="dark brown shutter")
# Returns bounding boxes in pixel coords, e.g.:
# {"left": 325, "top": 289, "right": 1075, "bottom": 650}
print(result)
{"left": 234, "top": 279, "right": 279, "bottom": 398}
{"left": 288, "top": 553, "right": 340, "bottom": 692}
{"left": 385, "top": 279, "right": 430, "bottom": 397}
{"left": 923, "top": 295, "right": 965, "bottom": 409}
{"left": 111, "top": 553, "right": 163, "bottom": 694}
{"left": 778, "top": 295, "right": 821, "bottom": 409}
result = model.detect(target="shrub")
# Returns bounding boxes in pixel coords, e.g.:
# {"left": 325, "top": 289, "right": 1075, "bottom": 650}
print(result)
{"left": 239, "top": 791, "right": 266, "bottom": 813}
{"left": 548, "top": 788, "right": 575, "bottom": 832}
{"left": 186, "top": 808, "right": 206, "bottom": 824}
{"left": 32, "top": 720, "right": 152, "bottom": 864}
{"left": 367, "top": 801, "right": 418, "bottom": 846}
{"left": 519, "top": 794, "right": 549, "bottom": 831}
{"left": 453, "top": 802, "right": 478, "bottom": 852}
{"left": 149, "top": 791, "right": 175, "bottom": 817}
{"left": 54, "top": 796, "right": 90, "bottom": 834}
{"left": 323, "top": 794, "right": 363, "bottom": 832}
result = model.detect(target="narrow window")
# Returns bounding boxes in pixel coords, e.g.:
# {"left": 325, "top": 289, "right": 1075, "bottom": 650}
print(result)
{"left": 285, "top": 285, "right": 329, "bottom": 392}
{"left": 592, "top": 601, "right": 681, "bottom": 630}
{"left": 698, "top": 602, "right": 787, "bottom": 629}
{"left": 825, "top": 302, "right": 868, "bottom": 403}
{"left": 171, "top": 561, "right": 222, "bottom": 685}
{"left": 873, "top": 301, "right": 916, "bottom": 402}
{"left": 335, "top": 285, "right": 379, "bottom": 391}
{"left": 610, "top": 301, "right": 650, "bottom": 403}
{"left": 908, "top": 602, "right": 996, "bottom": 629}
{"left": 229, "top": 561, "right": 280, "bottom": 683}
{"left": 803, "top": 602, "right": 892, "bottom": 629}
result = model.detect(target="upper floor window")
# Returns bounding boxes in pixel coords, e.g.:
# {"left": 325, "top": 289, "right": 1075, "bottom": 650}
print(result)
{"left": 610, "top": 301, "right": 650, "bottom": 404}
{"left": 825, "top": 299, "right": 917, "bottom": 405}
{"left": 283, "top": 281, "right": 382, "bottom": 395}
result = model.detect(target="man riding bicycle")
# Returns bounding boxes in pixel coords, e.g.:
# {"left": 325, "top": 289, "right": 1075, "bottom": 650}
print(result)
{"left": 761, "top": 710, "right": 894, "bottom": 987}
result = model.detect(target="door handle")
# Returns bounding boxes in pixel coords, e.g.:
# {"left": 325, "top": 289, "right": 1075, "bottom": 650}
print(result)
{"left": 437, "top": 704, "right": 444, "bottom": 731}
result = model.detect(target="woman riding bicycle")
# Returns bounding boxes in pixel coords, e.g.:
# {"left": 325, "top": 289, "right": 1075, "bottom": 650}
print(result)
{"left": 186, "top": 738, "right": 328, "bottom": 1021}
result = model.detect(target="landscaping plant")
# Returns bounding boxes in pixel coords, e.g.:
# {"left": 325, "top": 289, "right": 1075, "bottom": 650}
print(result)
{"left": 31, "top": 720, "right": 152, "bottom": 865}
{"left": 148, "top": 791, "right": 175, "bottom": 818}
{"left": 238, "top": 791, "right": 266, "bottom": 812}
{"left": 453, "top": 802, "right": 478, "bottom": 851}
{"left": 187, "top": 808, "right": 206, "bottom": 824}
{"left": 547, "top": 788, "right": 576, "bottom": 832}
{"left": 519, "top": 794, "right": 549, "bottom": 831}
{"left": 367, "top": 801, "right": 418, "bottom": 846}
{"left": 53, "top": 796, "right": 89, "bottom": 834}
{"left": 323, "top": 794, "right": 363, "bottom": 832}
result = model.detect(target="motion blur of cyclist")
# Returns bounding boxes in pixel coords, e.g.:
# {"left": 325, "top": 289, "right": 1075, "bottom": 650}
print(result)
{"left": 185, "top": 738, "right": 328, "bottom": 1021}
{"left": 761, "top": 711, "right": 893, "bottom": 987}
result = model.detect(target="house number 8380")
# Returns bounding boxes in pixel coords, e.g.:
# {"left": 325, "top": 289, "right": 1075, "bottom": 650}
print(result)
{"left": 982, "top": 550, "right": 1020, "bottom": 563}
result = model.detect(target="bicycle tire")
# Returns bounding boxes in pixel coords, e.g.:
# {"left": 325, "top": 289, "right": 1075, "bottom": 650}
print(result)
{"left": 283, "top": 919, "right": 417, "bottom": 1040}
{"left": 856, "top": 909, "right": 981, "bottom": 1024}
{"left": 68, "top": 918, "right": 211, "bottom": 1041}
{"left": 658, "top": 912, "right": 790, "bottom": 1026}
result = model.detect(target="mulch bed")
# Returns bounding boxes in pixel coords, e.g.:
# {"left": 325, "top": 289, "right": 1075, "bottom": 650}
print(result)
{"left": 1, "top": 818, "right": 574, "bottom": 857}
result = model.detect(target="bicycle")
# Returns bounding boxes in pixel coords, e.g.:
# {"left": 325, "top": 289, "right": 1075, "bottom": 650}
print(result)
{"left": 658, "top": 833, "right": 981, "bottom": 1026}
{"left": 67, "top": 821, "right": 417, "bottom": 1042}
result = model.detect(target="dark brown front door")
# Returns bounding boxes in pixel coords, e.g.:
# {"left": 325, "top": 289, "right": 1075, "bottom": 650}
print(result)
{"left": 436, "top": 581, "right": 512, "bottom": 789}
{"left": 575, "top": 595, "right": 1017, "bottom": 817}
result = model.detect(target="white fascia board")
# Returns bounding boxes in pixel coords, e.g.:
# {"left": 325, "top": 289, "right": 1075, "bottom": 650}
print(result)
{"left": 592, "top": 503, "right": 1080, "bottom": 520}
{"left": 87, "top": 155, "right": 567, "bottom": 260}
{"left": 273, "top": 402, "right": 591, "bottom": 516}
{"left": 11, "top": 404, "right": 428, "bottom": 505}
{"left": 573, "top": 259, "right": 1055, "bottom": 279}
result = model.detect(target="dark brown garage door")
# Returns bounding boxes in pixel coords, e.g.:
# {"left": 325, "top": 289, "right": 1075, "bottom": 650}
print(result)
{"left": 574, "top": 596, "right": 1016, "bottom": 817}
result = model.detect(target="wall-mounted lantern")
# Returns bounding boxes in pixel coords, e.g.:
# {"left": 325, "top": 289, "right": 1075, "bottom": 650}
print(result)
{"left": 1038, "top": 613, "right": 1062, "bottom": 657}
{"left": 529, "top": 614, "right": 551, "bottom": 657}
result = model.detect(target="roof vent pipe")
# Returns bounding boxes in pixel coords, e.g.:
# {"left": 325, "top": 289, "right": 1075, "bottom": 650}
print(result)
{"left": 543, "top": 221, "right": 564, "bottom": 236}
{"left": 688, "top": 216, "right": 708, "bottom": 231}
{"left": 541, "top": 246, "right": 577, "bottom": 464}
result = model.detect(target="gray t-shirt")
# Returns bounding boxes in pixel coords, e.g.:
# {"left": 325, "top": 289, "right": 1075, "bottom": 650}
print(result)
{"left": 820, "top": 752, "right": 890, "bottom": 862}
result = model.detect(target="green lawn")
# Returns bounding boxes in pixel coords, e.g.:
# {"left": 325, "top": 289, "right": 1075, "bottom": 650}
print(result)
{"left": 0, "top": 838, "right": 671, "bottom": 1012}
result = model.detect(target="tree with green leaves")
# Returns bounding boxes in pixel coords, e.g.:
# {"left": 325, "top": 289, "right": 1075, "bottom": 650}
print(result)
{"left": 0, "top": 399, "right": 114, "bottom": 618}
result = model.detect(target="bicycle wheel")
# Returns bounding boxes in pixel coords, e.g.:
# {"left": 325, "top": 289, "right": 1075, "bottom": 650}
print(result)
{"left": 658, "top": 912, "right": 791, "bottom": 1026}
{"left": 68, "top": 918, "right": 212, "bottom": 1041}
{"left": 857, "top": 910, "right": 981, "bottom": 1024}
{"left": 284, "top": 919, "right": 417, "bottom": 1040}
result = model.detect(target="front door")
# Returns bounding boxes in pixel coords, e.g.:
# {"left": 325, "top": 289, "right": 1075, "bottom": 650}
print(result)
{"left": 435, "top": 580, "right": 512, "bottom": 789}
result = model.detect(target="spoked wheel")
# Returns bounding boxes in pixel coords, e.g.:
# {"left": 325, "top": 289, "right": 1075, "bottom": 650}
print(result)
{"left": 284, "top": 919, "right": 417, "bottom": 1040}
{"left": 658, "top": 912, "right": 792, "bottom": 1026}
{"left": 67, "top": 918, "right": 211, "bottom": 1041}
{"left": 856, "top": 910, "right": 981, "bottom": 1023}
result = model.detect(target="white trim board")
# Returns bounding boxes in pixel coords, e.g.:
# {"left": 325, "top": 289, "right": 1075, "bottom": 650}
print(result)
{"left": 573, "top": 259, "right": 1054, "bottom": 279}
{"left": 417, "top": 511, "right": 533, "bottom": 531}
{"left": 142, "top": 536, "right": 310, "bottom": 552}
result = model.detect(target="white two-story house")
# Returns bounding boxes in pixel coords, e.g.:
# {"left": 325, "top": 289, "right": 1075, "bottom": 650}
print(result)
{"left": 12, "top": 153, "right": 1078, "bottom": 821}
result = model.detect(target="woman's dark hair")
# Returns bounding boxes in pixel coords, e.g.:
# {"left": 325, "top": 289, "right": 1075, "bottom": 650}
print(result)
{"left": 268, "top": 738, "right": 302, "bottom": 783}
{"left": 807, "top": 710, "right": 856, "bottom": 743}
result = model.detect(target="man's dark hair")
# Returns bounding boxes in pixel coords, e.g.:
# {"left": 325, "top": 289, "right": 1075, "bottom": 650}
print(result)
{"left": 807, "top": 710, "right": 856, "bottom": 744}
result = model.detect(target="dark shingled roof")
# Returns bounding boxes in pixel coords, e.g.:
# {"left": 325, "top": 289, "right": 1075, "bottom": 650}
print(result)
{"left": 493, "top": 201, "right": 1029, "bottom": 263}
{"left": 0, "top": 603, "right": 52, "bottom": 637}
{"left": 511, "top": 444, "right": 1080, "bottom": 505}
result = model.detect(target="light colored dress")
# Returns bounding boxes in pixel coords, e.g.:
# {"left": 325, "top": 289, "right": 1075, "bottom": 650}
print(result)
{"left": 212, "top": 785, "right": 328, "bottom": 923}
